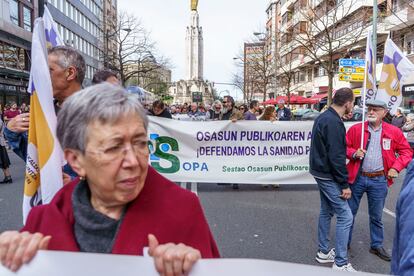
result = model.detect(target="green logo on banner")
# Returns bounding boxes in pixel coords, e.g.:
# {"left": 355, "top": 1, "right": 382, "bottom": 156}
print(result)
{"left": 149, "top": 134, "right": 180, "bottom": 174}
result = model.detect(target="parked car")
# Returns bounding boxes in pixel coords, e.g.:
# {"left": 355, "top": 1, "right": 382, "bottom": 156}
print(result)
{"left": 293, "top": 109, "right": 321, "bottom": 120}
{"left": 301, "top": 110, "right": 320, "bottom": 120}
{"left": 399, "top": 107, "right": 411, "bottom": 116}
{"left": 293, "top": 109, "right": 312, "bottom": 120}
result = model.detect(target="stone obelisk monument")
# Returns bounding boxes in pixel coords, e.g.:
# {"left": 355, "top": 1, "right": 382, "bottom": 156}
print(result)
{"left": 186, "top": 0, "right": 203, "bottom": 80}
{"left": 168, "top": 0, "right": 214, "bottom": 105}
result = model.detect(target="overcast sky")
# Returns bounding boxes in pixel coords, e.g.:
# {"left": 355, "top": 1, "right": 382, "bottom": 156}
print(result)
{"left": 118, "top": 0, "right": 270, "bottom": 99}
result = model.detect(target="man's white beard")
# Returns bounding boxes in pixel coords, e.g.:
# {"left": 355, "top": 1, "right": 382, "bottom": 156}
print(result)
{"left": 367, "top": 116, "right": 377, "bottom": 123}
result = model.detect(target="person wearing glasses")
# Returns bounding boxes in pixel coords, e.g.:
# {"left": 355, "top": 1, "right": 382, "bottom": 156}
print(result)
{"left": 207, "top": 100, "right": 223, "bottom": 121}
{"left": 238, "top": 104, "right": 248, "bottom": 115}
{"left": 221, "top": 96, "right": 243, "bottom": 190}
{"left": 346, "top": 100, "right": 412, "bottom": 262}
{"left": 0, "top": 84, "right": 219, "bottom": 273}
{"left": 221, "top": 96, "right": 243, "bottom": 121}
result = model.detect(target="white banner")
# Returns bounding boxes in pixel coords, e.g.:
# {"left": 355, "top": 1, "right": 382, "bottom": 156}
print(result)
{"left": 0, "top": 250, "right": 379, "bottom": 276}
{"left": 149, "top": 117, "right": 319, "bottom": 184}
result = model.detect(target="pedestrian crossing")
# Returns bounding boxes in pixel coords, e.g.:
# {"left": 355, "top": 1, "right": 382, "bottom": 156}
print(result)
{"left": 178, "top": 182, "right": 198, "bottom": 195}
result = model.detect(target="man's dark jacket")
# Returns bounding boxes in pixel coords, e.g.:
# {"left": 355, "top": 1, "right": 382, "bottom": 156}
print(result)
{"left": 277, "top": 107, "right": 291, "bottom": 121}
{"left": 149, "top": 108, "right": 172, "bottom": 119}
{"left": 309, "top": 107, "right": 349, "bottom": 189}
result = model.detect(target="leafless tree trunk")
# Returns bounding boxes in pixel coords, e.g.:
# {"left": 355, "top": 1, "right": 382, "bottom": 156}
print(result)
{"left": 102, "top": 11, "right": 170, "bottom": 86}
{"left": 233, "top": 41, "right": 273, "bottom": 103}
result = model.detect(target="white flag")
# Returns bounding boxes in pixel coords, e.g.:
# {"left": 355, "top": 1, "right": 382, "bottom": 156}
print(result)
{"left": 43, "top": 6, "right": 64, "bottom": 47}
{"left": 363, "top": 30, "right": 377, "bottom": 103}
{"left": 376, "top": 38, "right": 414, "bottom": 115}
{"left": 23, "top": 18, "right": 64, "bottom": 223}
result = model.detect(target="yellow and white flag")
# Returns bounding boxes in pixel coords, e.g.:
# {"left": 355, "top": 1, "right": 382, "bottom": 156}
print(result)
{"left": 376, "top": 38, "right": 414, "bottom": 115}
{"left": 43, "top": 6, "right": 64, "bottom": 47}
{"left": 360, "top": 30, "right": 377, "bottom": 148}
{"left": 363, "top": 30, "right": 377, "bottom": 103}
{"left": 23, "top": 16, "right": 64, "bottom": 223}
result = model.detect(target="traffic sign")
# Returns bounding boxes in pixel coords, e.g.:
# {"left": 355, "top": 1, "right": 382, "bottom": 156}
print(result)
{"left": 355, "top": 67, "right": 365, "bottom": 73}
{"left": 192, "top": 92, "right": 203, "bottom": 102}
{"left": 338, "top": 73, "right": 364, "bottom": 82}
{"left": 339, "top": 59, "right": 365, "bottom": 67}
{"left": 339, "top": 67, "right": 365, "bottom": 73}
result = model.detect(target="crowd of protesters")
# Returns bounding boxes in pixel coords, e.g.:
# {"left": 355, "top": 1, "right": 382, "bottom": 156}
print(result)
{"left": 144, "top": 97, "right": 294, "bottom": 121}
{"left": 0, "top": 102, "right": 30, "bottom": 185}
{"left": 1, "top": 44, "right": 414, "bottom": 275}
{"left": 0, "top": 102, "right": 30, "bottom": 122}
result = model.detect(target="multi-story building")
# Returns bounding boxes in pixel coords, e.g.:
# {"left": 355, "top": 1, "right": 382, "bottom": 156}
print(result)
{"left": 275, "top": 0, "right": 391, "bottom": 103}
{"left": 45, "top": 0, "right": 104, "bottom": 84}
{"left": 126, "top": 63, "right": 172, "bottom": 93}
{"left": 264, "top": 0, "right": 281, "bottom": 99}
{"left": 385, "top": 0, "right": 414, "bottom": 64}
{"left": 0, "top": 0, "right": 37, "bottom": 106}
{"left": 244, "top": 41, "right": 267, "bottom": 102}
{"left": 102, "top": 0, "right": 117, "bottom": 68}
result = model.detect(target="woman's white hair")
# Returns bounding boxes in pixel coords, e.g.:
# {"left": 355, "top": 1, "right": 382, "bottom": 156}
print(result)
{"left": 57, "top": 83, "right": 148, "bottom": 152}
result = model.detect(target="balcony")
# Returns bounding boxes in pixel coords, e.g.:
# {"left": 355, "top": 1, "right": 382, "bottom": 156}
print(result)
{"left": 385, "top": 6, "right": 414, "bottom": 31}
{"left": 291, "top": 12, "right": 307, "bottom": 26}
{"left": 281, "top": 0, "right": 296, "bottom": 16}
{"left": 311, "top": 0, "right": 371, "bottom": 34}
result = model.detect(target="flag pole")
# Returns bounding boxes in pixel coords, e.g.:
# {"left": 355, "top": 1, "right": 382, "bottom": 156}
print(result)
{"left": 360, "top": 30, "right": 371, "bottom": 150}
{"left": 360, "top": 0, "right": 377, "bottom": 149}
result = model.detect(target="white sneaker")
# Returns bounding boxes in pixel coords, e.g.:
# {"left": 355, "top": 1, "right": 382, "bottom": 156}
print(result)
{"left": 332, "top": 263, "right": 357, "bottom": 272}
{"left": 315, "top": 248, "right": 335, "bottom": 263}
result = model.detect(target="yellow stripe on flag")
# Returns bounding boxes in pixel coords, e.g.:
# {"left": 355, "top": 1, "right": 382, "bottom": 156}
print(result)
{"left": 24, "top": 91, "right": 55, "bottom": 197}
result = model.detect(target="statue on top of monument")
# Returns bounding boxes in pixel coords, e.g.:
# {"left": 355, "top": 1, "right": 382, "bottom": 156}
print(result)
{"left": 191, "top": 0, "right": 198, "bottom": 11}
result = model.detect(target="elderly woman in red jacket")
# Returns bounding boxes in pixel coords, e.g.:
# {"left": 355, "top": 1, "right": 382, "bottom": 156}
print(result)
{"left": 0, "top": 83, "right": 219, "bottom": 274}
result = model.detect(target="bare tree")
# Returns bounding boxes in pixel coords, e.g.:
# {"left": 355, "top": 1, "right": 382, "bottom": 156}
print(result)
{"left": 103, "top": 11, "right": 170, "bottom": 86}
{"left": 276, "top": 50, "right": 297, "bottom": 104}
{"left": 231, "top": 71, "right": 245, "bottom": 99}
{"left": 281, "top": 0, "right": 371, "bottom": 105}
{"left": 233, "top": 41, "right": 273, "bottom": 102}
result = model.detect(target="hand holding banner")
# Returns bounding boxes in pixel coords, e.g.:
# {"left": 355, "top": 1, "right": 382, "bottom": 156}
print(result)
{"left": 0, "top": 250, "right": 380, "bottom": 276}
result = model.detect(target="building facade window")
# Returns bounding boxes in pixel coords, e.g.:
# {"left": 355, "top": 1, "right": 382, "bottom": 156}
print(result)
{"left": 407, "top": 40, "right": 413, "bottom": 55}
{"left": 0, "top": 42, "right": 29, "bottom": 71}
{"left": 9, "top": 0, "right": 19, "bottom": 26}
{"left": 23, "top": 6, "right": 32, "bottom": 31}
{"left": 318, "top": 65, "right": 326, "bottom": 77}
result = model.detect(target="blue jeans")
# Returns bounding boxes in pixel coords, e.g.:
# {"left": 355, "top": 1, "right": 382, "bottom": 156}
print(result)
{"left": 316, "top": 178, "right": 353, "bottom": 266}
{"left": 348, "top": 175, "right": 388, "bottom": 249}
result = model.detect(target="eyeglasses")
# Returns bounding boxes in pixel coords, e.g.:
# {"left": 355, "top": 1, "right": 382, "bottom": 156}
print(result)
{"left": 240, "top": 107, "right": 245, "bottom": 110}
{"left": 222, "top": 101, "right": 227, "bottom": 104}
{"left": 86, "top": 140, "right": 148, "bottom": 163}
{"left": 367, "top": 107, "right": 385, "bottom": 113}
